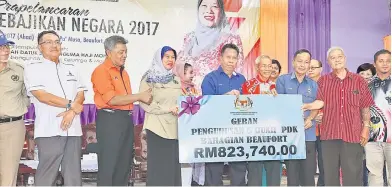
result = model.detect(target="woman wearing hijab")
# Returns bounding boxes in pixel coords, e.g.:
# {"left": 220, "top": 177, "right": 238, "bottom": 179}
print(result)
{"left": 177, "top": 0, "right": 244, "bottom": 91}
{"left": 139, "top": 46, "right": 182, "bottom": 186}
{"left": 174, "top": 62, "right": 206, "bottom": 186}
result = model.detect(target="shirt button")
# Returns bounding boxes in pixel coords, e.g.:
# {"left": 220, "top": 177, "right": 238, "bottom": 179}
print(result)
{"left": 341, "top": 97, "right": 344, "bottom": 99}
{"left": 341, "top": 106, "right": 343, "bottom": 108}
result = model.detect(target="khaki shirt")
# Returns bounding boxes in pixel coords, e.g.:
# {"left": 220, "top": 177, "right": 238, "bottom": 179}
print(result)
{"left": 0, "top": 59, "right": 29, "bottom": 117}
{"left": 139, "top": 76, "right": 182, "bottom": 139}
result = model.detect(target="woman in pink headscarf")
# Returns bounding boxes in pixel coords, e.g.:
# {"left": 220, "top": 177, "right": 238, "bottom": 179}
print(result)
{"left": 173, "top": 62, "right": 205, "bottom": 186}
{"left": 174, "top": 62, "right": 198, "bottom": 96}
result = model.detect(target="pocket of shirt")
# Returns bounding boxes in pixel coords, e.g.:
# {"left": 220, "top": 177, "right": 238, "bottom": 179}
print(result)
{"left": 303, "top": 93, "right": 316, "bottom": 103}
{"left": 347, "top": 92, "right": 360, "bottom": 107}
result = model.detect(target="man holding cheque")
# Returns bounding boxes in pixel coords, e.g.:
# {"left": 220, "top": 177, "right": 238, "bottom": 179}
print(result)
{"left": 201, "top": 43, "right": 247, "bottom": 186}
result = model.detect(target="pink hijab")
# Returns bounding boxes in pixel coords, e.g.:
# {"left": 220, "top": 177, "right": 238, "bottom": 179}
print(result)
{"left": 173, "top": 61, "right": 195, "bottom": 89}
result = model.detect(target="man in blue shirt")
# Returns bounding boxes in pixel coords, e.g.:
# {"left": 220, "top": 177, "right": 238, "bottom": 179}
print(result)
{"left": 276, "top": 49, "right": 318, "bottom": 186}
{"left": 201, "top": 43, "right": 247, "bottom": 186}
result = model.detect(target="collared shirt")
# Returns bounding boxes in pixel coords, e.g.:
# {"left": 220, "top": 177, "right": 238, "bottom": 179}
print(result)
{"left": 368, "top": 75, "right": 391, "bottom": 143}
{"left": 24, "top": 58, "right": 87, "bottom": 138}
{"left": 139, "top": 76, "right": 182, "bottom": 139}
{"left": 242, "top": 74, "right": 276, "bottom": 95}
{"left": 0, "top": 59, "right": 29, "bottom": 118}
{"left": 201, "top": 66, "right": 246, "bottom": 95}
{"left": 276, "top": 73, "right": 318, "bottom": 141}
{"left": 316, "top": 70, "right": 374, "bottom": 143}
{"left": 91, "top": 58, "right": 133, "bottom": 110}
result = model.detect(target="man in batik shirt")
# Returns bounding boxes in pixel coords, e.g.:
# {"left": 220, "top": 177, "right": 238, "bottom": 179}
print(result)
{"left": 242, "top": 55, "right": 279, "bottom": 186}
{"left": 366, "top": 49, "right": 391, "bottom": 186}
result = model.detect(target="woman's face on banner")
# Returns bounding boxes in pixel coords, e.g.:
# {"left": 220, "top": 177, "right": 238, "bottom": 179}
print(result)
{"left": 162, "top": 50, "right": 176, "bottom": 70}
{"left": 198, "top": 0, "right": 221, "bottom": 27}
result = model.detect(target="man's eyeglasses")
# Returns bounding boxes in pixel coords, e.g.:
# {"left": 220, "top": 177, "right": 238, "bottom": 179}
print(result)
{"left": 309, "top": 66, "right": 321, "bottom": 71}
{"left": 39, "top": 40, "right": 62, "bottom": 46}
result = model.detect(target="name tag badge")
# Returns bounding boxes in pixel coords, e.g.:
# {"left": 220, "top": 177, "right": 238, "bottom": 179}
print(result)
{"left": 352, "top": 90, "right": 359, "bottom": 94}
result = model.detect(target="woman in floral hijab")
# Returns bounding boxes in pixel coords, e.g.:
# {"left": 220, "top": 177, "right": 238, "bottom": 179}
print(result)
{"left": 139, "top": 46, "right": 183, "bottom": 186}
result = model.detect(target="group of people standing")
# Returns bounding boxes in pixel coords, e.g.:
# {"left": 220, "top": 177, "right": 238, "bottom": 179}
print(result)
{"left": 0, "top": 3, "right": 390, "bottom": 186}
{"left": 0, "top": 27, "right": 390, "bottom": 187}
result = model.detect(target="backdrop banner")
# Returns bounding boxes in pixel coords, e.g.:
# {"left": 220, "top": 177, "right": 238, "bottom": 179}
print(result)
{"left": 2, "top": 0, "right": 260, "bottom": 103}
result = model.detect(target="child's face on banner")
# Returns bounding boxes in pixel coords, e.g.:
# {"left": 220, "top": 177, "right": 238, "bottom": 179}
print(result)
{"left": 198, "top": 0, "right": 221, "bottom": 27}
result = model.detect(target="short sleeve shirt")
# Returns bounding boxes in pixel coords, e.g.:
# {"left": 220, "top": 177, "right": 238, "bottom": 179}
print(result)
{"left": 0, "top": 59, "right": 29, "bottom": 117}
{"left": 316, "top": 71, "right": 374, "bottom": 143}
{"left": 201, "top": 66, "right": 246, "bottom": 95}
{"left": 24, "top": 58, "right": 87, "bottom": 138}
{"left": 275, "top": 73, "right": 318, "bottom": 141}
{"left": 368, "top": 75, "right": 391, "bottom": 143}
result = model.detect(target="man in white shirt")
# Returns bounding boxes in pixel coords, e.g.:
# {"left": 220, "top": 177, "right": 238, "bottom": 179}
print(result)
{"left": 24, "top": 30, "right": 87, "bottom": 186}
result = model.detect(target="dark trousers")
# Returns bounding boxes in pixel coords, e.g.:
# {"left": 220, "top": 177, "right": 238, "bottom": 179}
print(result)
{"left": 247, "top": 160, "right": 281, "bottom": 186}
{"left": 35, "top": 136, "right": 82, "bottom": 186}
{"left": 285, "top": 141, "right": 316, "bottom": 186}
{"left": 321, "top": 140, "right": 363, "bottom": 186}
{"left": 146, "top": 130, "right": 181, "bottom": 186}
{"left": 363, "top": 159, "right": 368, "bottom": 186}
{"left": 96, "top": 109, "right": 134, "bottom": 186}
{"left": 205, "top": 162, "right": 247, "bottom": 186}
{"left": 316, "top": 136, "right": 325, "bottom": 186}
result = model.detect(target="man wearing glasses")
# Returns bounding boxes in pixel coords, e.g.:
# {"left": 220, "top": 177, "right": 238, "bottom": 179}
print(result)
{"left": 0, "top": 30, "right": 30, "bottom": 186}
{"left": 307, "top": 59, "right": 324, "bottom": 186}
{"left": 24, "top": 30, "right": 87, "bottom": 185}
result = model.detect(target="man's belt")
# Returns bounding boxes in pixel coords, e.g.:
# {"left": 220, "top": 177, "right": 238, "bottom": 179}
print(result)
{"left": 0, "top": 116, "right": 23, "bottom": 123}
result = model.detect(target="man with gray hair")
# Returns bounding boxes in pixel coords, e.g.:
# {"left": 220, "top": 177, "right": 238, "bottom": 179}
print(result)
{"left": 91, "top": 35, "right": 152, "bottom": 186}
{"left": 241, "top": 55, "right": 280, "bottom": 186}
{"left": 303, "top": 47, "right": 374, "bottom": 186}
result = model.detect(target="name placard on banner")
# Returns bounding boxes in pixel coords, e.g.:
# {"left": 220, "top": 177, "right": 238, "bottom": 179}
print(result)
{"left": 178, "top": 95, "right": 306, "bottom": 163}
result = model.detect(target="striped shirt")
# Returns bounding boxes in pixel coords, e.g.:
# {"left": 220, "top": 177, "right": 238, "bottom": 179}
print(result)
{"left": 316, "top": 70, "right": 374, "bottom": 143}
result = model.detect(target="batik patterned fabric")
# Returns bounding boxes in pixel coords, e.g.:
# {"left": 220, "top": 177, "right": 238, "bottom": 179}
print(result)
{"left": 368, "top": 75, "right": 391, "bottom": 143}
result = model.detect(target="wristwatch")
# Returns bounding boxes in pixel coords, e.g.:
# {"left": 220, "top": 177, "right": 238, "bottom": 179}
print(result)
{"left": 66, "top": 100, "right": 72, "bottom": 109}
